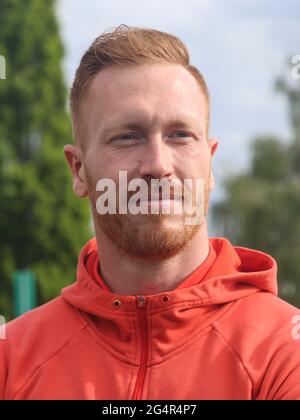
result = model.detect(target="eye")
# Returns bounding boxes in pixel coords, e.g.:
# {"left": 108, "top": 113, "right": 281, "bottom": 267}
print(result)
{"left": 169, "top": 131, "right": 191, "bottom": 139}
{"left": 115, "top": 133, "right": 139, "bottom": 141}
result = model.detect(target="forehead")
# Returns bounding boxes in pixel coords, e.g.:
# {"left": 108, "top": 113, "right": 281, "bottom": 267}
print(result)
{"left": 83, "top": 63, "right": 207, "bottom": 130}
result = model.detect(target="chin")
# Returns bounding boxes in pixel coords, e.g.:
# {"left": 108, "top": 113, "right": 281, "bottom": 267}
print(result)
{"left": 102, "top": 213, "right": 200, "bottom": 261}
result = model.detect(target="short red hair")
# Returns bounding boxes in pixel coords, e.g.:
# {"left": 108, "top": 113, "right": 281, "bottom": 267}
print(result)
{"left": 70, "top": 24, "right": 210, "bottom": 148}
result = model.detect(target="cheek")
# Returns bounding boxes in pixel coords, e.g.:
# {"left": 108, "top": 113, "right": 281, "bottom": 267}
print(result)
{"left": 87, "top": 143, "right": 136, "bottom": 176}
{"left": 84, "top": 147, "right": 111, "bottom": 180}
{"left": 175, "top": 147, "right": 211, "bottom": 178}
{"left": 84, "top": 156, "right": 132, "bottom": 195}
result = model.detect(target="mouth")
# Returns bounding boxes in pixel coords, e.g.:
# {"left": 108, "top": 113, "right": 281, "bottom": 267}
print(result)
{"left": 137, "top": 193, "right": 184, "bottom": 215}
{"left": 139, "top": 192, "right": 179, "bottom": 202}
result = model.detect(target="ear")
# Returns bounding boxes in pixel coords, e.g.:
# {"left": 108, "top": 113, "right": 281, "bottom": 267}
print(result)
{"left": 63, "top": 144, "right": 88, "bottom": 198}
{"left": 208, "top": 137, "right": 219, "bottom": 192}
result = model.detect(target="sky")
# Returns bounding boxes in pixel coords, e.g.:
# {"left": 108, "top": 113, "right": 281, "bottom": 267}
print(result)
{"left": 57, "top": 0, "right": 300, "bottom": 208}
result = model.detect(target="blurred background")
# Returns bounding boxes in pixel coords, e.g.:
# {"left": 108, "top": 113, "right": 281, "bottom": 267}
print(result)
{"left": 0, "top": 0, "right": 299, "bottom": 320}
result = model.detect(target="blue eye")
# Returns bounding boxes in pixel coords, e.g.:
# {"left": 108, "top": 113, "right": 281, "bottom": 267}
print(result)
{"left": 170, "top": 131, "right": 190, "bottom": 138}
{"left": 116, "top": 134, "right": 138, "bottom": 141}
{"left": 114, "top": 131, "right": 192, "bottom": 142}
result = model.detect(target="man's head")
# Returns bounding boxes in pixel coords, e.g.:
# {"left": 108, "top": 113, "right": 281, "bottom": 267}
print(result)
{"left": 64, "top": 25, "right": 218, "bottom": 261}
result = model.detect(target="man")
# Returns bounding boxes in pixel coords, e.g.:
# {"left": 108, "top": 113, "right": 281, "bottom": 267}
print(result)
{"left": 1, "top": 25, "right": 300, "bottom": 400}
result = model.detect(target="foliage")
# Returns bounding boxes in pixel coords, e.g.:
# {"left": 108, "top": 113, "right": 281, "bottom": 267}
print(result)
{"left": 213, "top": 71, "right": 300, "bottom": 307}
{"left": 0, "top": 0, "right": 91, "bottom": 319}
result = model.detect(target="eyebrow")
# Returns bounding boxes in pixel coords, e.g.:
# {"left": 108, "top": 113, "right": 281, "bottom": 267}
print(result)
{"left": 100, "top": 117, "right": 204, "bottom": 138}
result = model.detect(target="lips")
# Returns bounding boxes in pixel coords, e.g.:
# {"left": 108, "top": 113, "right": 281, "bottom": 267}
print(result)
{"left": 141, "top": 192, "right": 179, "bottom": 201}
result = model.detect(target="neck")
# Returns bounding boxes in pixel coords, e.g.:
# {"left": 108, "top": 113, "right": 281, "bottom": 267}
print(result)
{"left": 94, "top": 220, "right": 210, "bottom": 296}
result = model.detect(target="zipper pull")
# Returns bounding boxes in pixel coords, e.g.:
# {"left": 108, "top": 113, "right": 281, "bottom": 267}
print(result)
{"left": 136, "top": 295, "right": 146, "bottom": 308}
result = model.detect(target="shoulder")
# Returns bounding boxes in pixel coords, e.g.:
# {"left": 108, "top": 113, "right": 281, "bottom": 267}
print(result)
{"left": 5, "top": 295, "right": 86, "bottom": 345}
{"left": 216, "top": 292, "right": 300, "bottom": 339}
{"left": 213, "top": 292, "right": 300, "bottom": 398}
{"left": 0, "top": 296, "right": 87, "bottom": 399}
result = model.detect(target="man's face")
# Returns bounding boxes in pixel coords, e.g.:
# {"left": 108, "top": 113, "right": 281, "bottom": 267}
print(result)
{"left": 71, "top": 63, "right": 217, "bottom": 260}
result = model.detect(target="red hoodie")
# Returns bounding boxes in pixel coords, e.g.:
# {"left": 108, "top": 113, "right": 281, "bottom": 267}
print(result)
{"left": 0, "top": 237, "right": 299, "bottom": 400}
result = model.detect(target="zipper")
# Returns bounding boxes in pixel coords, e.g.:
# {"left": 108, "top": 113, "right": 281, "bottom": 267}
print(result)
{"left": 131, "top": 295, "right": 149, "bottom": 400}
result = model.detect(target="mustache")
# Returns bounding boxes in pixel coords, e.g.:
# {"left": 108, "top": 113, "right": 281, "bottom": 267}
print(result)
{"left": 89, "top": 174, "right": 200, "bottom": 204}
{"left": 125, "top": 178, "right": 192, "bottom": 201}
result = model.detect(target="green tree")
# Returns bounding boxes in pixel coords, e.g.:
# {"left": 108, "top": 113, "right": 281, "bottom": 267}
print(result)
{"left": 213, "top": 66, "right": 300, "bottom": 308}
{"left": 0, "top": 0, "right": 91, "bottom": 319}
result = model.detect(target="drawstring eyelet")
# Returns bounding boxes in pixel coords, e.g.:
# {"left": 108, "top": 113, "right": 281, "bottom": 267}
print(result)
{"left": 160, "top": 295, "right": 170, "bottom": 304}
{"left": 112, "top": 299, "right": 122, "bottom": 309}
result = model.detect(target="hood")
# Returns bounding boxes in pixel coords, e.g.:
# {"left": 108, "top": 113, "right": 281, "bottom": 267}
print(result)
{"left": 62, "top": 236, "right": 277, "bottom": 318}
{"left": 61, "top": 237, "right": 278, "bottom": 362}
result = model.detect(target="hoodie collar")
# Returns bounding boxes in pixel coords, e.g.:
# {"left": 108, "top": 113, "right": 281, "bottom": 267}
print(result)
{"left": 61, "top": 236, "right": 277, "bottom": 318}
{"left": 85, "top": 238, "right": 218, "bottom": 292}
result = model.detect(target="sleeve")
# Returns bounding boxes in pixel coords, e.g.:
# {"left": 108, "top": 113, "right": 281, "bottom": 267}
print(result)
{"left": 256, "top": 339, "right": 300, "bottom": 400}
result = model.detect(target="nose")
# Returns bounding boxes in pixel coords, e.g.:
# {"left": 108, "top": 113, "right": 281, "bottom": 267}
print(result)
{"left": 138, "top": 135, "right": 174, "bottom": 180}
